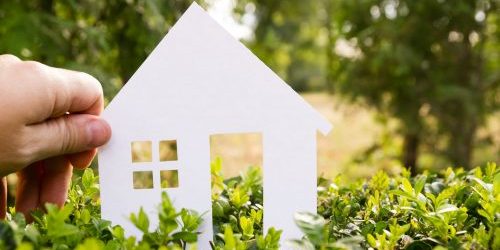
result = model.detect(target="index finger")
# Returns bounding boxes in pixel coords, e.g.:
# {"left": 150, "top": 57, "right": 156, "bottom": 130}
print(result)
{"left": 51, "top": 68, "right": 104, "bottom": 117}
{"left": 13, "top": 61, "right": 104, "bottom": 123}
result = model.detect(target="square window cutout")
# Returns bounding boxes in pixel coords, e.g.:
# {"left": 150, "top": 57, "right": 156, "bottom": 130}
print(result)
{"left": 131, "top": 141, "right": 152, "bottom": 162}
{"left": 160, "top": 170, "right": 179, "bottom": 188}
{"left": 159, "top": 140, "right": 178, "bottom": 161}
{"left": 133, "top": 171, "right": 153, "bottom": 189}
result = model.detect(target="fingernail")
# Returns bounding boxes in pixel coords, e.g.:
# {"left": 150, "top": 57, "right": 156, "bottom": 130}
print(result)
{"left": 87, "top": 119, "right": 111, "bottom": 147}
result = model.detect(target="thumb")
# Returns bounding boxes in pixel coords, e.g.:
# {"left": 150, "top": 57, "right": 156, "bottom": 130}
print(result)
{"left": 28, "top": 114, "right": 111, "bottom": 162}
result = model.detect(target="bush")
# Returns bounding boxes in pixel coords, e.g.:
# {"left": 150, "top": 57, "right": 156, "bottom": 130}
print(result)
{"left": 0, "top": 162, "right": 498, "bottom": 249}
{"left": 294, "top": 162, "right": 499, "bottom": 250}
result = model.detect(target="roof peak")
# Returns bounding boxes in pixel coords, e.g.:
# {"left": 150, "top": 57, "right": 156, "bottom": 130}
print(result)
{"left": 104, "top": 1, "right": 332, "bottom": 135}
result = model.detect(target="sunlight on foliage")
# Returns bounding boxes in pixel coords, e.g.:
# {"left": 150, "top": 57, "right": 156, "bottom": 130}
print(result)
{"left": 0, "top": 162, "right": 498, "bottom": 249}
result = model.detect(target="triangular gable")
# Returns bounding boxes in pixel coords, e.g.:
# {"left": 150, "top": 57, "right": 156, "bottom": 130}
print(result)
{"left": 105, "top": 2, "right": 332, "bottom": 135}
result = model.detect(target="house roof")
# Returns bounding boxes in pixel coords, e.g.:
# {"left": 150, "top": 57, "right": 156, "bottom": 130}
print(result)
{"left": 104, "top": 2, "right": 332, "bottom": 135}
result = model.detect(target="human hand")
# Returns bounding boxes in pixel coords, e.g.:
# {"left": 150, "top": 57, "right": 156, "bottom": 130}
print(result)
{"left": 0, "top": 54, "right": 111, "bottom": 219}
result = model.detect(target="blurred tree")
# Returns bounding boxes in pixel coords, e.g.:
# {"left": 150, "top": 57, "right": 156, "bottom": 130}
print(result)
{"left": 331, "top": 0, "right": 500, "bottom": 173}
{"left": 234, "top": 0, "right": 330, "bottom": 91}
{"left": 0, "top": 0, "right": 197, "bottom": 101}
{"left": 240, "top": 0, "right": 499, "bottom": 174}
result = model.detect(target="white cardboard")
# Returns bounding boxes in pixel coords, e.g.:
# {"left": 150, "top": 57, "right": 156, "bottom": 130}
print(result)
{"left": 98, "top": 2, "right": 332, "bottom": 248}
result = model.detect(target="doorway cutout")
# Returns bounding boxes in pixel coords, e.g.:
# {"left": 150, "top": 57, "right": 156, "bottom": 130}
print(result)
{"left": 209, "top": 132, "right": 262, "bottom": 177}
{"left": 210, "top": 132, "right": 263, "bottom": 238}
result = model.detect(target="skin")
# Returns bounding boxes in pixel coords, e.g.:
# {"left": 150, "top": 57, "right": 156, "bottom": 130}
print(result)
{"left": 0, "top": 54, "right": 111, "bottom": 219}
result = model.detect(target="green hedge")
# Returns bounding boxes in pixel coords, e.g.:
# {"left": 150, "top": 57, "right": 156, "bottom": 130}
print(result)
{"left": 0, "top": 161, "right": 498, "bottom": 250}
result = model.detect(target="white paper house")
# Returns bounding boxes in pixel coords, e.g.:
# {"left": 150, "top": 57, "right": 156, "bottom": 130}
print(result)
{"left": 98, "top": 2, "right": 332, "bottom": 247}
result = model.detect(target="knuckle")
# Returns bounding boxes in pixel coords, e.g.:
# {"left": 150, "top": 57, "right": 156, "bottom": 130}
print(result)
{"left": 79, "top": 72, "right": 103, "bottom": 93}
{"left": 17, "top": 60, "right": 50, "bottom": 81}
{"left": 21, "top": 60, "right": 43, "bottom": 71}
{"left": 0, "top": 54, "right": 21, "bottom": 64}
{"left": 58, "top": 116, "right": 80, "bottom": 153}
{"left": 76, "top": 72, "right": 104, "bottom": 113}
{"left": 16, "top": 61, "right": 57, "bottom": 116}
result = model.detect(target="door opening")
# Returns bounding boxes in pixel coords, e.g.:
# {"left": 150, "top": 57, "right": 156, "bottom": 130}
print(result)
{"left": 210, "top": 132, "right": 264, "bottom": 238}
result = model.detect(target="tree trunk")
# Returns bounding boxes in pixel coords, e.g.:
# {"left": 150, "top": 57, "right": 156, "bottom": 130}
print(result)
{"left": 444, "top": 23, "right": 480, "bottom": 169}
{"left": 448, "top": 122, "right": 476, "bottom": 169}
{"left": 402, "top": 132, "right": 419, "bottom": 176}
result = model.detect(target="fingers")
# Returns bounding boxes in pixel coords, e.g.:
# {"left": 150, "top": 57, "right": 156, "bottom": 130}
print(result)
{"left": 67, "top": 149, "right": 97, "bottom": 169}
{"left": 3, "top": 58, "right": 104, "bottom": 124}
{"left": 16, "top": 158, "right": 73, "bottom": 220}
{"left": 0, "top": 55, "right": 110, "bottom": 175}
{"left": 0, "top": 55, "right": 106, "bottom": 219}
{"left": 16, "top": 162, "right": 43, "bottom": 220}
{"left": 48, "top": 67, "right": 104, "bottom": 117}
{"left": 0, "top": 177, "right": 6, "bottom": 219}
{"left": 25, "top": 114, "right": 111, "bottom": 164}
{"left": 39, "top": 156, "right": 72, "bottom": 207}
{"left": 0, "top": 54, "right": 21, "bottom": 67}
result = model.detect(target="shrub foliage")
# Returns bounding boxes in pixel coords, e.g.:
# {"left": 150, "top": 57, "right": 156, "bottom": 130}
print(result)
{"left": 0, "top": 162, "right": 498, "bottom": 249}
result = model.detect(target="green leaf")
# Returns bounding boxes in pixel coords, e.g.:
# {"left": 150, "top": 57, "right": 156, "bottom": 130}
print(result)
{"left": 293, "top": 212, "right": 326, "bottom": 244}
{"left": 405, "top": 240, "right": 432, "bottom": 250}
{"left": 230, "top": 187, "right": 250, "bottom": 209}
{"left": 130, "top": 208, "right": 149, "bottom": 233}
{"left": 172, "top": 231, "right": 198, "bottom": 243}
{"left": 414, "top": 175, "right": 427, "bottom": 194}
{"left": 256, "top": 227, "right": 281, "bottom": 250}
{"left": 239, "top": 216, "right": 254, "bottom": 239}
{"left": 82, "top": 168, "right": 95, "bottom": 189}
{"left": 286, "top": 239, "right": 315, "bottom": 250}
{"left": 180, "top": 208, "right": 202, "bottom": 232}
{"left": 435, "top": 204, "right": 459, "bottom": 214}
{"left": 366, "top": 234, "right": 377, "bottom": 247}
{"left": 401, "top": 178, "right": 414, "bottom": 194}
{"left": 75, "top": 238, "right": 104, "bottom": 250}
{"left": 493, "top": 172, "right": 500, "bottom": 196}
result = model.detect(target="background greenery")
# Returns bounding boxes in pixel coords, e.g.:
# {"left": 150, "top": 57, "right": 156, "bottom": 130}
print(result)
{"left": 0, "top": 0, "right": 498, "bottom": 175}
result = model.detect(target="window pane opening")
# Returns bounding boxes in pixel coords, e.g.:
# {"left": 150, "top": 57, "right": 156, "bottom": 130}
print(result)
{"left": 131, "top": 141, "right": 152, "bottom": 162}
{"left": 160, "top": 170, "right": 179, "bottom": 188}
{"left": 133, "top": 171, "right": 154, "bottom": 189}
{"left": 159, "top": 140, "right": 178, "bottom": 161}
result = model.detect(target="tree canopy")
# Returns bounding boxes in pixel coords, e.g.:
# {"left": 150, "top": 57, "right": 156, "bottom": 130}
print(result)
{"left": 235, "top": 0, "right": 500, "bottom": 172}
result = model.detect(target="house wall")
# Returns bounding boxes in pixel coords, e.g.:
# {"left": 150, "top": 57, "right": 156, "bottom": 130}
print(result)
{"left": 263, "top": 127, "right": 317, "bottom": 243}
{"left": 175, "top": 133, "right": 213, "bottom": 247}
{"left": 99, "top": 130, "right": 213, "bottom": 247}
{"left": 99, "top": 135, "right": 163, "bottom": 237}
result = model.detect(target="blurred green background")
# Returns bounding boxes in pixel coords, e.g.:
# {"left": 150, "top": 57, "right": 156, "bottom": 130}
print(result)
{"left": 1, "top": 0, "right": 498, "bottom": 179}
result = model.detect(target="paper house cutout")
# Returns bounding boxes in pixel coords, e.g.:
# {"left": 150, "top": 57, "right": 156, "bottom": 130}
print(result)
{"left": 98, "top": 2, "right": 332, "bottom": 247}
